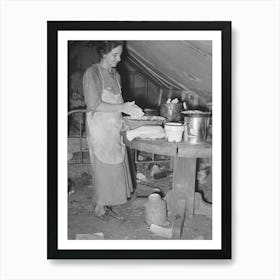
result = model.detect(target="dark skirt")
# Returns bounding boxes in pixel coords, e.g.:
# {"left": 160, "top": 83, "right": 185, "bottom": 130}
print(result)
{"left": 91, "top": 150, "right": 133, "bottom": 206}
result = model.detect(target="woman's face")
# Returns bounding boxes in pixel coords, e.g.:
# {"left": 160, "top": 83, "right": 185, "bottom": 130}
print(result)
{"left": 103, "top": 45, "right": 123, "bottom": 69}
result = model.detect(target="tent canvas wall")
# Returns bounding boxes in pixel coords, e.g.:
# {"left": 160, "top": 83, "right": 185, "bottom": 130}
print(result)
{"left": 68, "top": 40, "right": 212, "bottom": 114}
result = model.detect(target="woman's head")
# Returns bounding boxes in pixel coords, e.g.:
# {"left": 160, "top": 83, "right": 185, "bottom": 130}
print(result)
{"left": 97, "top": 41, "right": 124, "bottom": 68}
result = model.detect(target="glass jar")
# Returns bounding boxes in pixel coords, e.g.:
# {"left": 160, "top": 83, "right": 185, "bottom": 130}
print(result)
{"left": 145, "top": 193, "right": 167, "bottom": 226}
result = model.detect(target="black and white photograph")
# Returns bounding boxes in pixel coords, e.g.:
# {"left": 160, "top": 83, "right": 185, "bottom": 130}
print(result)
{"left": 68, "top": 40, "right": 213, "bottom": 239}
{"left": 48, "top": 21, "right": 231, "bottom": 259}
{"left": 2, "top": 0, "right": 280, "bottom": 278}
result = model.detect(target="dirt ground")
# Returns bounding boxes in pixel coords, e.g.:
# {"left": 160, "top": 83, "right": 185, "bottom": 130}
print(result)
{"left": 68, "top": 170, "right": 212, "bottom": 240}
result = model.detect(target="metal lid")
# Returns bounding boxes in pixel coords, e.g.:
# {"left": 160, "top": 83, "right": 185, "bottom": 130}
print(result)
{"left": 181, "top": 110, "right": 211, "bottom": 117}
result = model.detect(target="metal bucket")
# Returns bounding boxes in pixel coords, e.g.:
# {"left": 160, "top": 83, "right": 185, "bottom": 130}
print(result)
{"left": 182, "top": 111, "right": 211, "bottom": 144}
{"left": 160, "top": 103, "right": 183, "bottom": 122}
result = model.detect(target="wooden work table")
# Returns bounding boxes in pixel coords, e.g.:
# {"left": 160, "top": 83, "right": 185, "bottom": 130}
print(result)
{"left": 123, "top": 135, "right": 212, "bottom": 239}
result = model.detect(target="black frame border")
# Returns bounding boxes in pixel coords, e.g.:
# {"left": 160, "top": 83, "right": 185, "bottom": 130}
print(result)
{"left": 47, "top": 21, "right": 231, "bottom": 259}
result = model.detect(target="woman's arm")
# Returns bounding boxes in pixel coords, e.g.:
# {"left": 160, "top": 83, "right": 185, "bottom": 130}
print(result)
{"left": 83, "top": 67, "right": 143, "bottom": 117}
{"left": 96, "top": 101, "right": 144, "bottom": 118}
{"left": 83, "top": 68, "right": 103, "bottom": 112}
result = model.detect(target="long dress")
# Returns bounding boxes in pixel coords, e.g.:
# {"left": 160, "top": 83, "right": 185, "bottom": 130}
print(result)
{"left": 83, "top": 63, "right": 133, "bottom": 206}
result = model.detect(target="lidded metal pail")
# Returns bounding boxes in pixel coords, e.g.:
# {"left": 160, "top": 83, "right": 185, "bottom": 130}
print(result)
{"left": 182, "top": 110, "right": 211, "bottom": 144}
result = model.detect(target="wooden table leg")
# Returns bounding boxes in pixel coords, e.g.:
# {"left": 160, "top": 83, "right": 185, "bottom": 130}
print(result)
{"left": 171, "top": 156, "right": 197, "bottom": 239}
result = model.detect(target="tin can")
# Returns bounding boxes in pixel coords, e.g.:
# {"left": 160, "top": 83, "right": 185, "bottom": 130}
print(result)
{"left": 182, "top": 111, "right": 211, "bottom": 144}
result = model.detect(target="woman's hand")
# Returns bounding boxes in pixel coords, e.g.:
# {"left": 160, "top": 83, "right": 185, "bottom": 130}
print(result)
{"left": 122, "top": 101, "right": 144, "bottom": 118}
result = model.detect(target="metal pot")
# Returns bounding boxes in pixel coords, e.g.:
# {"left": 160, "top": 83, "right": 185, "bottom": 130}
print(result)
{"left": 181, "top": 111, "right": 212, "bottom": 144}
{"left": 160, "top": 103, "right": 183, "bottom": 122}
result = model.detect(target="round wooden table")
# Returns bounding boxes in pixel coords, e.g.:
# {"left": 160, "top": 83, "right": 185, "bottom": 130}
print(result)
{"left": 123, "top": 135, "right": 212, "bottom": 239}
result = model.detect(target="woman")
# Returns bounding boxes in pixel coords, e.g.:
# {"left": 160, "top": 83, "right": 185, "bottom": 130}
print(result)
{"left": 83, "top": 41, "right": 144, "bottom": 218}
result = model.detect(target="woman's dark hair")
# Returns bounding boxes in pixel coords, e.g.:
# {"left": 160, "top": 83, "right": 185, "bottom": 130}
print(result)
{"left": 96, "top": 41, "right": 124, "bottom": 57}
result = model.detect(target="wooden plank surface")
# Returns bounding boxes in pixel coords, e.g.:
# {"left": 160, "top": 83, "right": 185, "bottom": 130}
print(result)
{"left": 123, "top": 133, "right": 212, "bottom": 159}
{"left": 171, "top": 157, "right": 197, "bottom": 238}
{"left": 177, "top": 141, "right": 212, "bottom": 158}
{"left": 171, "top": 198, "right": 186, "bottom": 239}
{"left": 122, "top": 136, "right": 177, "bottom": 156}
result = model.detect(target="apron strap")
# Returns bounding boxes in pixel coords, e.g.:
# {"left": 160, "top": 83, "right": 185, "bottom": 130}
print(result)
{"left": 98, "top": 64, "right": 121, "bottom": 94}
{"left": 97, "top": 64, "right": 105, "bottom": 91}
{"left": 116, "top": 74, "right": 121, "bottom": 92}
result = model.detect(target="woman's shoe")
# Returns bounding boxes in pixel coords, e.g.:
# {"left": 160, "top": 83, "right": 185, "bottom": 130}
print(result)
{"left": 105, "top": 206, "right": 124, "bottom": 220}
{"left": 93, "top": 210, "right": 111, "bottom": 222}
{"left": 93, "top": 204, "right": 112, "bottom": 221}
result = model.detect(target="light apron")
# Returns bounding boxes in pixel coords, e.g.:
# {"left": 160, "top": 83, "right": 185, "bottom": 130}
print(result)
{"left": 86, "top": 66, "right": 133, "bottom": 206}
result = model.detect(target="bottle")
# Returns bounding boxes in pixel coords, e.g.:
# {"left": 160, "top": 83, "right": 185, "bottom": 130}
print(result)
{"left": 145, "top": 193, "right": 167, "bottom": 226}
